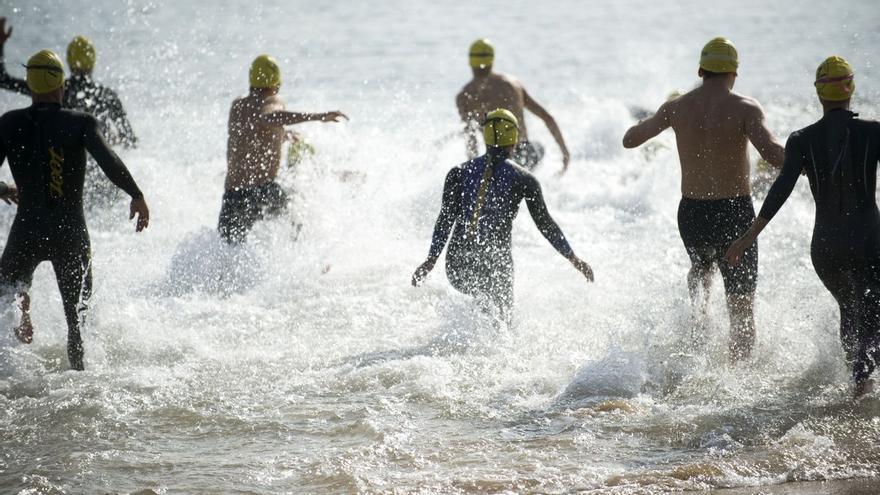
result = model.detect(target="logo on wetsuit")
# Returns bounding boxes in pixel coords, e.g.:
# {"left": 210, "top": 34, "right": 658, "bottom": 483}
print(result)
{"left": 48, "top": 147, "right": 64, "bottom": 197}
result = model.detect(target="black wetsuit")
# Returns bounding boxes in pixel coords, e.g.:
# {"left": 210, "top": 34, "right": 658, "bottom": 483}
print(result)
{"left": 0, "top": 103, "right": 143, "bottom": 370}
{"left": 217, "top": 181, "right": 288, "bottom": 244}
{"left": 428, "top": 148, "right": 574, "bottom": 319}
{"left": 759, "top": 109, "right": 880, "bottom": 385}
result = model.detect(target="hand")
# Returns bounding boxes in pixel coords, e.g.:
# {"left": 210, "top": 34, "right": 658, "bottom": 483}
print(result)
{"left": 0, "top": 182, "right": 18, "bottom": 205}
{"left": 724, "top": 234, "right": 755, "bottom": 266}
{"left": 412, "top": 258, "right": 437, "bottom": 287}
{"left": 569, "top": 255, "right": 594, "bottom": 282}
{"left": 0, "top": 18, "right": 12, "bottom": 45}
{"left": 560, "top": 149, "right": 571, "bottom": 175}
{"left": 129, "top": 196, "right": 150, "bottom": 232}
{"left": 321, "top": 111, "right": 349, "bottom": 123}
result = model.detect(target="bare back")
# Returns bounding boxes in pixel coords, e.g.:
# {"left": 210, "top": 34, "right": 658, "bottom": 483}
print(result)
{"left": 225, "top": 93, "right": 285, "bottom": 190}
{"left": 666, "top": 86, "right": 762, "bottom": 199}
{"left": 456, "top": 72, "right": 529, "bottom": 140}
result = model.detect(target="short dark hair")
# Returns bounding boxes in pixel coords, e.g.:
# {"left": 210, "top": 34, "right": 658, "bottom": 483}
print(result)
{"left": 701, "top": 69, "right": 724, "bottom": 79}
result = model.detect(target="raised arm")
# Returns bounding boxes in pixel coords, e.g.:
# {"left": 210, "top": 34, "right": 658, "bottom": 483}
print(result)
{"left": 522, "top": 175, "right": 593, "bottom": 281}
{"left": 0, "top": 18, "right": 31, "bottom": 96}
{"left": 744, "top": 99, "right": 784, "bottom": 167}
{"left": 725, "top": 135, "right": 805, "bottom": 265}
{"left": 523, "top": 88, "right": 570, "bottom": 173}
{"left": 412, "top": 168, "right": 462, "bottom": 286}
{"left": 622, "top": 101, "right": 671, "bottom": 148}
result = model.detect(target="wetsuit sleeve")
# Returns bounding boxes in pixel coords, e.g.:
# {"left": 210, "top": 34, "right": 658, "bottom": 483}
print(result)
{"left": 104, "top": 87, "right": 138, "bottom": 148}
{"left": 758, "top": 134, "right": 806, "bottom": 221}
{"left": 427, "top": 168, "right": 462, "bottom": 259}
{"left": 522, "top": 174, "right": 574, "bottom": 257}
{"left": 0, "top": 45, "right": 31, "bottom": 95}
{"left": 83, "top": 115, "right": 143, "bottom": 198}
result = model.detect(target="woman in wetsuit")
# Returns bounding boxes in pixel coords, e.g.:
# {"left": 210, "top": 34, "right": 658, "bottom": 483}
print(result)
{"left": 726, "top": 56, "right": 880, "bottom": 396}
{"left": 412, "top": 109, "right": 593, "bottom": 323}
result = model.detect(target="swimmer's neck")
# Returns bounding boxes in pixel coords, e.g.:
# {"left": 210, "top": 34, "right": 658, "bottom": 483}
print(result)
{"left": 32, "top": 89, "right": 63, "bottom": 104}
{"left": 821, "top": 99, "right": 851, "bottom": 114}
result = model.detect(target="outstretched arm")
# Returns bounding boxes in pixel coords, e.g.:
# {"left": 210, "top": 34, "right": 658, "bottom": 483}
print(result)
{"left": 258, "top": 110, "right": 348, "bottom": 127}
{"left": 523, "top": 176, "right": 593, "bottom": 281}
{"left": 523, "top": 89, "right": 570, "bottom": 173}
{"left": 0, "top": 17, "right": 31, "bottom": 96}
{"left": 744, "top": 100, "right": 785, "bottom": 167}
{"left": 622, "top": 101, "right": 671, "bottom": 148}
{"left": 412, "top": 168, "right": 462, "bottom": 286}
{"left": 83, "top": 115, "right": 149, "bottom": 231}
{"left": 725, "top": 135, "right": 805, "bottom": 265}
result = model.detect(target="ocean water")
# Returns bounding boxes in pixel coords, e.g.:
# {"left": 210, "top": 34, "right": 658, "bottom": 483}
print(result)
{"left": 1, "top": 0, "right": 879, "bottom": 493}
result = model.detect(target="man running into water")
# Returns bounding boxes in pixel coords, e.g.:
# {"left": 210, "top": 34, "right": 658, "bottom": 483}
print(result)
{"left": 219, "top": 54, "right": 347, "bottom": 244}
{"left": 456, "top": 39, "right": 571, "bottom": 173}
{"left": 412, "top": 109, "right": 593, "bottom": 323}
{"left": 0, "top": 50, "right": 149, "bottom": 370}
{"left": 622, "top": 37, "right": 784, "bottom": 360}
{"left": 726, "top": 57, "right": 880, "bottom": 397}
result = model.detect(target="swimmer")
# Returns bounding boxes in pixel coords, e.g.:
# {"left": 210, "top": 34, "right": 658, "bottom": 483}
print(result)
{"left": 456, "top": 39, "right": 570, "bottom": 173}
{"left": 725, "top": 56, "right": 880, "bottom": 397}
{"left": 218, "top": 54, "right": 347, "bottom": 244}
{"left": 412, "top": 109, "right": 593, "bottom": 323}
{"left": 622, "top": 37, "right": 785, "bottom": 361}
{"left": 0, "top": 50, "right": 149, "bottom": 370}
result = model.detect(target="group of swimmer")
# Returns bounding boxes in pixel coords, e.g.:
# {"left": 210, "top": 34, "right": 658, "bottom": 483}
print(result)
{"left": 0, "top": 18, "right": 877, "bottom": 398}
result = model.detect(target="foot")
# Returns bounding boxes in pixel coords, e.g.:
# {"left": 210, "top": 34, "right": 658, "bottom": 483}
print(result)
{"left": 14, "top": 314, "right": 32, "bottom": 344}
{"left": 855, "top": 378, "right": 875, "bottom": 399}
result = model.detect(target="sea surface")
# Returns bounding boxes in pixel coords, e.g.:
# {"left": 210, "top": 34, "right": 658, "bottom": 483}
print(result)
{"left": 1, "top": 0, "right": 879, "bottom": 493}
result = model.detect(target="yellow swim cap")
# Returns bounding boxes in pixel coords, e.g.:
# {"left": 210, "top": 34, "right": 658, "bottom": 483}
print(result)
{"left": 67, "top": 36, "right": 96, "bottom": 72}
{"left": 249, "top": 54, "right": 281, "bottom": 89}
{"left": 469, "top": 39, "right": 494, "bottom": 69}
{"left": 699, "top": 37, "right": 738, "bottom": 73}
{"left": 25, "top": 50, "right": 65, "bottom": 94}
{"left": 483, "top": 108, "right": 519, "bottom": 147}
{"left": 815, "top": 56, "right": 855, "bottom": 102}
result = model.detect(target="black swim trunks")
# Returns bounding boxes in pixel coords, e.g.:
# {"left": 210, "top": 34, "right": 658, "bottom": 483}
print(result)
{"left": 217, "top": 181, "right": 289, "bottom": 244}
{"left": 677, "top": 196, "right": 757, "bottom": 295}
{"left": 512, "top": 141, "right": 545, "bottom": 171}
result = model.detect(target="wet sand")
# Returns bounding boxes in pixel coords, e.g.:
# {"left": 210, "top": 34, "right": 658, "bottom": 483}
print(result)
{"left": 711, "top": 478, "right": 880, "bottom": 494}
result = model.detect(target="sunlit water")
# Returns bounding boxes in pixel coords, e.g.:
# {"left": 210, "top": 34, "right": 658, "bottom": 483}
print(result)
{"left": 1, "top": 0, "right": 879, "bottom": 493}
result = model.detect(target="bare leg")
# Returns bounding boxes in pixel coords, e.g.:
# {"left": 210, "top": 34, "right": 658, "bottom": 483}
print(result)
{"left": 687, "top": 262, "right": 713, "bottom": 323}
{"left": 726, "top": 291, "right": 756, "bottom": 362}
{"left": 13, "top": 292, "right": 32, "bottom": 344}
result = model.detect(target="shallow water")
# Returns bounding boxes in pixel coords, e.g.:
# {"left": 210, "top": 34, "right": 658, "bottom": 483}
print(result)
{"left": 1, "top": 0, "right": 880, "bottom": 493}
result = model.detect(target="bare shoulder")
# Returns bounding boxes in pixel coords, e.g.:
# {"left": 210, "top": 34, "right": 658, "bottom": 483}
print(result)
{"left": 731, "top": 92, "right": 765, "bottom": 115}
{"left": 495, "top": 72, "right": 522, "bottom": 90}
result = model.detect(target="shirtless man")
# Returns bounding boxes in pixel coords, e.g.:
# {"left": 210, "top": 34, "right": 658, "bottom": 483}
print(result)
{"left": 456, "top": 39, "right": 571, "bottom": 173}
{"left": 622, "top": 37, "right": 784, "bottom": 361}
{"left": 219, "top": 54, "right": 347, "bottom": 244}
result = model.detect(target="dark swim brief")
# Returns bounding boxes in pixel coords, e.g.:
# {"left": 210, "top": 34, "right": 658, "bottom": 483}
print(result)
{"left": 512, "top": 140, "right": 545, "bottom": 171}
{"left": 677, "top": 195, "right": 757, "bottom": 295}
{"left": 217, "top": 181, "right": 288, "bottom": 244}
